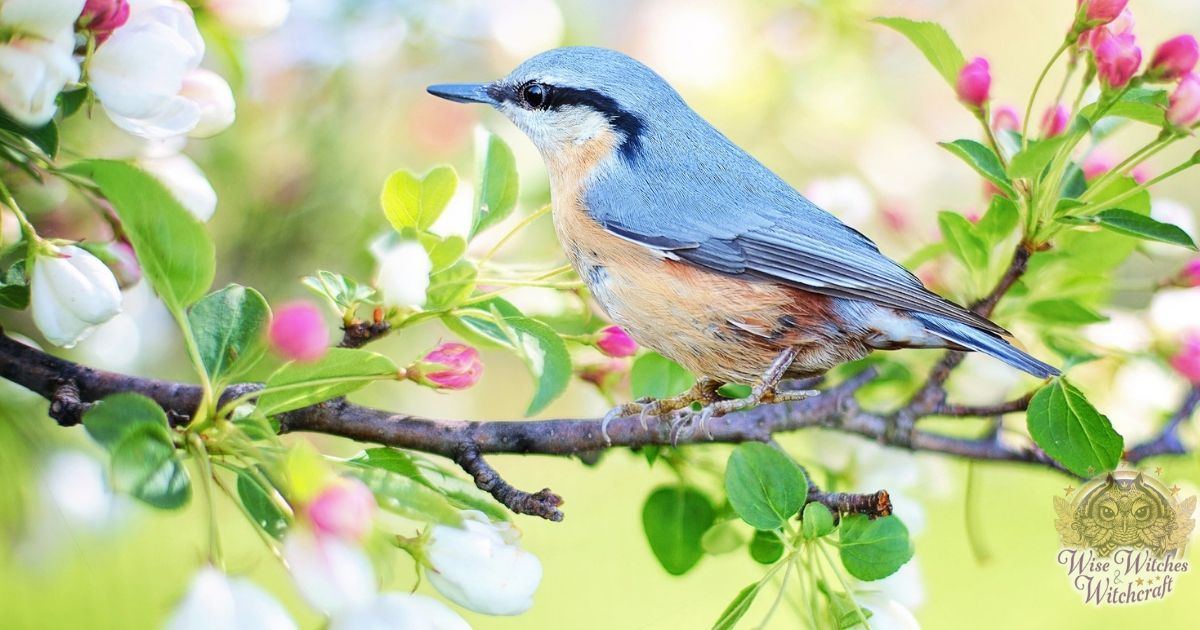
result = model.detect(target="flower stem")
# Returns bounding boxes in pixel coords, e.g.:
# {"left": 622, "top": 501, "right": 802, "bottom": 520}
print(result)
{"left": 1022, "top": 40, "right": 1072, "bottom": 151}
{"left": 1079, "top": 133, "right": 1174, "bottom": 203}
{"left": 478, "top": 204, "right": 551, "bottom": 265}
{"left": 818, "top": 540, "right": 870, "bottom": 629}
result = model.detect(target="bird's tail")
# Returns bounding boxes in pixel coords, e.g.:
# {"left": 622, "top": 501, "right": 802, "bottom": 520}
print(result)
{"left": 911, "top": 313, "right": 1060, "bottom": 378}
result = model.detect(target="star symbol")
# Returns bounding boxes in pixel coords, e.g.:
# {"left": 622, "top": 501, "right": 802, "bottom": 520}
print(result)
{"left": 1170, "top": 485, "right": 1182, "bottom": 496}
{"left": 1155, "top": 467, "right": 1164, "bottom": 476}
{"left": 1136, "top": 577, "right": 1145, "bottom": 586}
{"left": 1064, "top": 485, "right": 1076, "bottom": 495}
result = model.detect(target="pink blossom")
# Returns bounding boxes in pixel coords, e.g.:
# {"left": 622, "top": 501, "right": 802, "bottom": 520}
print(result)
{"left": 1080, "top": 9, "right": 1134, "bottom": 51}
{"left": 1081, "top": 152, "right": 1115, "bottom": 180}
{"left": 1170, "top": 334, "right": 1200, "bottom": 384}
{"left": 1040, "top": 104, "right": 1070, "bottom": 137}
{"left": 79, "top": 0, "right": 130, "bottom": 44}
{"left": 881, "top": 205, "right": 910, "bottom": 232}
{"left": 956, "top": 57, "right": 991, "bottom": 109}
{"left": 991, "top": 105, "right": 1021, "bottom": 133}
{"left": 269, "top": 301, "right": 330, "bottom": 362}
{"left": 415, "top": 343, "right": 483, "bottom": 390}
{"left": 1167, "top": 73, "right": 1200, "bottom": 127}
{"left": 1149, "top": 35, "right": 1200, "bottom": 81}
{"left": 307, "top": 478, "right": 377, "bottom": 542}
{"left": 1179, "top": 259, "right": 1200, "bottom": 288}
{"left": 595, "top": 325, "right": 638, "bottom": 358}
{"left": 1078, "top": 0, "right": 1129, "bottom": 25}
{"left": 1094, "top": 30, "right": 1142, "bottom": 90}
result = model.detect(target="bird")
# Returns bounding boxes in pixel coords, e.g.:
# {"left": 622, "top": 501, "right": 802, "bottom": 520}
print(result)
{"left": 428, "top": 47, "right": 1058, "bottom": 432}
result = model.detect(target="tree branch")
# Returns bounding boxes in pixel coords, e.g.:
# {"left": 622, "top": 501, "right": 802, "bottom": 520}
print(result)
{"left": 1, "top": 324, "right": 1192, "bottom": 522}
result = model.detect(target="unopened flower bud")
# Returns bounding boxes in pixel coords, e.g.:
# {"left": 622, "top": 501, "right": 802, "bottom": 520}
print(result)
{"left": 1078, "top": 0, "right": 1129, "bottom": 26}
{"left": 307, "top": 477, "right": 376, "bottom": 542}
{"left": 1167, "top": 73, "right": 1200, "bottom": 127}
{"left": 79, "top": 0, "right": 130, "bottom": 44}
{"left": 594, "top": 325, "right": 637, "bottom": 358}
{"left": 410, "top": 343, "right": 482, "bottom": 390}
{"left": 180, "top": 69, "right": 236, "bottom": 138}
{"left": 269, "top": 301, "right": 330, "bottom": 362}
{"left": 1040, "top": 103, "right": 1070, "bottom": 138}
{"left": 31, "top": 244, "right": 123, "bottom": 348}
{"left": 1148, "top": 35, "right": 1200, "bottom": 81}
{"left": 424, "top": 511, "right": 542, "bottom": 615}
{"left": 1178, "top": 259, "right": 1200, "bottom": 288}
{"left": 1170, "top": 334, "right": 1200, "bottom": 384}
{"left": 991, "top": 105, "right": 1021, "bottom": 133}
{"left": 1081, "top": 152, "right": 1115, "bottom": 180}
{"left": 1094, "top": 30, "right": 1142, "bottom": 90}
{"left": 956, "top": 57, "right": 991, "bottom": 109}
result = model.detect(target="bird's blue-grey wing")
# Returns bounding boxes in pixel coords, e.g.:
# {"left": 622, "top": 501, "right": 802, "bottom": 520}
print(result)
{"left": 585, "top": 157, "right": 1007, "bottom": 336}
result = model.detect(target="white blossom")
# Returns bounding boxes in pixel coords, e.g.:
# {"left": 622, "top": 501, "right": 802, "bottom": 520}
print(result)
{"left": 283, "top": 526, "right": 375, "bottom": 616}
{"left": 0, "top": 0, "right": 83, "bottom": 126}
{"left": 205, "top": 0, "right": 290, "bottom": 37}
{"left": 31, "top": 244, "right": 123, "bottom": 348}
{"left": 374, "top": 240, "right": 432, "bottom": 308}
{"left": 138, "top": 152, "right": 217, "bottom": 221}
{"left": 89, "top": 0, "right": 206, "bottom": 139}
{"left": 166, "top": 566, "right": 297, "bottom": 630}
{"left": 425, "top": 510, "right": 542, "bottom": 616}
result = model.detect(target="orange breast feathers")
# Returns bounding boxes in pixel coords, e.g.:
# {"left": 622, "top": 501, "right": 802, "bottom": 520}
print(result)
{"left": 545, "top": 139, "right": 870, "bottom": 383}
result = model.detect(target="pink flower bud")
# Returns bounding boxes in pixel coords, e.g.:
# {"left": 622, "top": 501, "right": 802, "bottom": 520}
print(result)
{"left": 414, "top": 343, "right": 482, "bottom": 390}
{"left": 594, "top": 325, "right": 638, "bottom": 358}
{"left": 307, "top": 477, "right": 377, "bottom": 542}
{"left": 1078, "top": 0, "right": 1129, "bottom": 25}
{"left": 578, "top": 360, "right": 626, "bottom": 389}
{"left": 1040, "top": 104, "right": 1070, "bottom": 138}
{"left": 1081, "top": 151, "right": 1115, "bottom": 180}
{"left": 956, "top": 57, "right": 991, "bottom": 109}
{"left": 1149, "top": 35, "right": 1200, "bottom": 81}
{"left": 1079, "top": 10, "right": 1134, "bottom": 51}
{"left": 79, "top": 0, "right": 130, "bottom": 44}
{"left": 1179, "top": 259, "right": 1200, "bottom": 288}
{"left": 1131, "top": 165, "right": 1151, "bottom": 183}
{"left": 1167, "top": 73, "right": 1200, "bottom": 127}
{"left": 1094, "top": 30, "right": 1142, "bottom": 90}
{"left": 991, "top": 105, "right": 1021, "bottom": 133}
{"left": 269, "top": 301, "right": 330, "bottom": 362}
{"left": 1169, "top": 334, "right": 1200, "bottom": 384}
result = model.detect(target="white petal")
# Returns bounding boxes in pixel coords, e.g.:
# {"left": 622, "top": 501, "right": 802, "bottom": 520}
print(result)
{"left": 425, "top": 513, "right": 542, "bottom": 615}
{"left": 374, "top": 241, "right": 432, "bottom": 308}
{"left": 181, "top": 69, "right": 236, "bottom": 137}
{"left": 32, "top": 256, "right": 96, "bottom": 347}
{"left": 0, "top": 0, "right": 85, "bottom": 40}
{"left": 167, "top": 567, "right": 298, "bottom": 630}
{"left": 138, "top": 153, "right": 218, "bottom": 221}
{"left": 283, "top": 527, "right": 376, "bottom": 616}
{"left": 205, "top": 0, "right": 291, "bottom": 37}
{"left": 331, "top": 594, "right": 471, "bottom": 630}
{"left": 0, "top": 34, "right": 79, "bottom": 126}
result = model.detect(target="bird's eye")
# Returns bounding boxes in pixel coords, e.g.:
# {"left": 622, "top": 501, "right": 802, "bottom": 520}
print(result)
{"left": 520, "top": 82, "right": 551, "bottom": 109}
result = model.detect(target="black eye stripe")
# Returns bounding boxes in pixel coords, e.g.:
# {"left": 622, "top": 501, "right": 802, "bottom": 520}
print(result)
{"left": 498, "top": 81, "right": 646, "bottom": 162}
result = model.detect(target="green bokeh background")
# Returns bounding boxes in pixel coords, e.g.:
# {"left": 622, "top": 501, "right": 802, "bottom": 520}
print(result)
{"left": 3, "top": 0, "right": 1200, "bottom": 628}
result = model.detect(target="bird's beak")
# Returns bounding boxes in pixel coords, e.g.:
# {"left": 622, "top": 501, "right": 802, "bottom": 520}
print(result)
{"left": 426, "top": 83, "right": 497, "bottom": 105}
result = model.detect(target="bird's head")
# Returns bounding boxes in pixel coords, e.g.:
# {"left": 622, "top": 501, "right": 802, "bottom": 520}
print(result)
{"left": 428, "top": 47, "right": 686, "bottom": 170}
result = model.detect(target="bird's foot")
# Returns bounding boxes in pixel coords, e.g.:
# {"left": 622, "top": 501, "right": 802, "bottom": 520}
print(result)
{"left": 599, "top": 378, "right": 722, "bottom": 445}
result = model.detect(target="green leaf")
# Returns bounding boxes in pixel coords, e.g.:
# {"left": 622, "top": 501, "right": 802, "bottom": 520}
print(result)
{"left": 425, "top": 259, "right": 477, "bottom": 311}
{"left": 348, "top": 465, "right": 462, "bottom": 526}
{"left": 1059, "top": 209, "right": 1197, "bottom": 250}
{"left": 83, "top": 392, "right": 171, "bottom": 450}
{"left": 1026, "top": 379, "right": 1123, "bottom": 477}
{"left": 748, "top": 529, "right": 784, "bottom": 564}
{"left": 0, "top": 258, "right": 29, "bottom": 309}
{"left": 818, "top": 580, "right": 874, "bottom": 629}
{"left": 1008, "top": 135, "right": 1067, "bottom": 180}
{"left": 872, "top": 17, "right": 966, "bottom": 88}
{"left": 58, "top": 88, "right": 88, "bottom": 118}
{"left": 351, "top": 447, "right": 509, "bottom": 519}
{"left": 837, "top": 514, "right": 913, "bottom": 581}
{"left": 0, "top": 109, "right": 58, "bottom": 157}
{"left": 1080, "top": 87, "right": 1169, "bottom": 127}
{"left": 301, "top": 270, "right": 378, "bottom": 310}
{"left": 801, "top": 502, "right": 835, "bottom": 540}
{"left": 73, "top": 160, "right": 215, "bottom": 311}
{"left": 1026, "top": 299, "right": 1108, "bottom": 325}
{"left": 257, "top": 348, "right": 398, "bottom": 416}
{"left": 381, "top": 166, "right": 458, "bottom": 232}
{"left": 976, "top": 195, "right": 1019, "bottom": 246}
{"left": 938, "top": 140, "right": 1016, "bottom": 198}
{"left": 495, "top": 314, "right": 572, "bottom": 415}
{"left": 442, "top": 299, "right": 524, "bottom": 348}
{"left": 354, "top": 447, "right": 425, "bottom": 479}
{"left": 717, "top": 383, "right": 752, "bottom": 399}
{"left": 642, "top": 486, "right": 715, "bottom": 575}
{"left": 473, "top": 134, "right": 520, "bottom": 236}
{"left": 712, "top": 582, "right": 764, "bottom": 630}
{"left": 700, "top": 520, "right": 745, "bottom": 555}
{"left": 426, "top": 235, "right": 468, "bottom": 272}
{"left": 938, "top": 211, "right": 989, "bottom": 272}
{"left": 631, "top": 352, "right": 696, "bottom": 400}
{"left": 724, "top": 443, "right": 807, "bottom": 530}
{"left": 236, "top": 469, "right": 288, "bottom": 539}
{"left": 188, "top": 284, "right": 271, "bottom": 384}
{"left": 110, "top": 425, "right": 191, "bottom": 510}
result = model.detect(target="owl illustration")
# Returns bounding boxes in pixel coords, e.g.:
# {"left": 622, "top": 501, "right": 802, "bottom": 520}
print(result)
{"left": 1072, "top": 474, "right": 1174, "bottom": 557}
